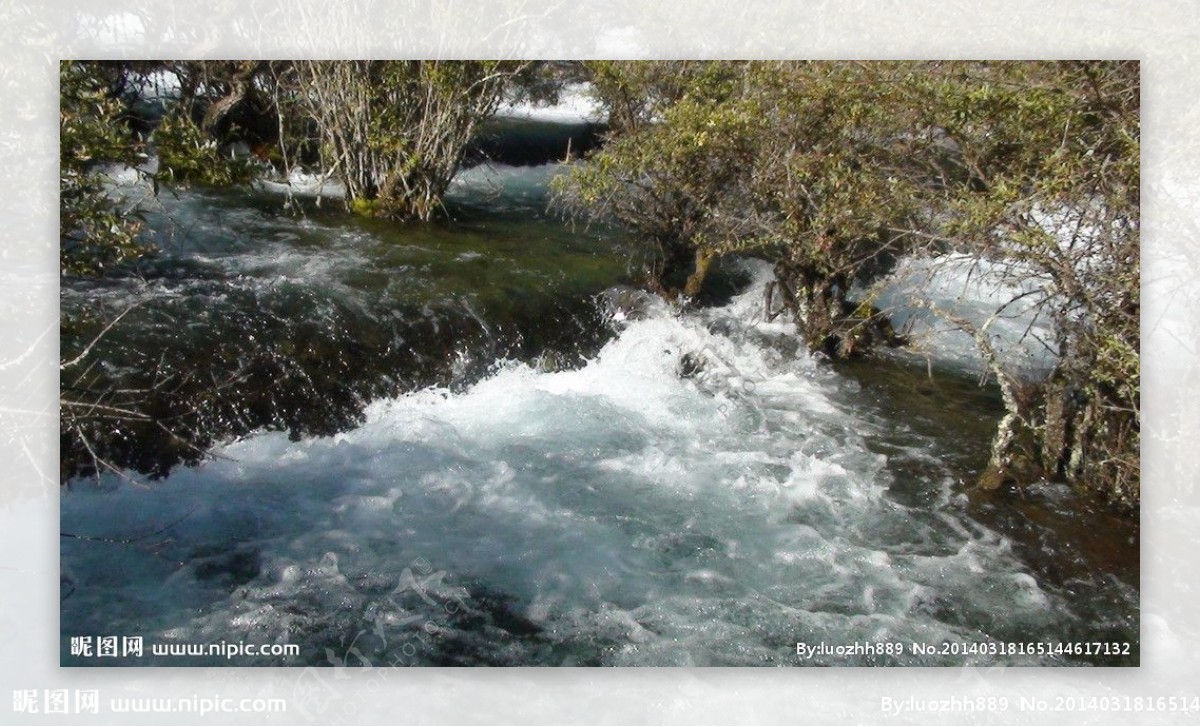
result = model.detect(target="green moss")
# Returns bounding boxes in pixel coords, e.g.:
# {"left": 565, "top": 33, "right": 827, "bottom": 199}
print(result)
{"left": 349, "top": 197, "right": 379, "bottom": 217}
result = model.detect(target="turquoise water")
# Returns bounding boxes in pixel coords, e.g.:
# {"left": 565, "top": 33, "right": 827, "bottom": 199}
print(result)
{"left": 59, "top": 163, "right": 1137, "bottom": 667}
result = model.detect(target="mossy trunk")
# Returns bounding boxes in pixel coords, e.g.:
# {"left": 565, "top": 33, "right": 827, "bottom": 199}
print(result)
{"left": 682, "top": 248, "right": 714, "bottom": 298}
{"left": 976, "top": 364, "right": 1139, "bottom": 513}
{"left": 769, "top": 261, "right": 905, "bottom": 359}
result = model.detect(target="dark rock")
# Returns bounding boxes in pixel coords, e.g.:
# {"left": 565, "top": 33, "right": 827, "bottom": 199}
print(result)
{"left": 678, "top": 352, "right": 706, "bottom": 378}
{"left": 192, "top": 547, "right": 262, "bottom": 587}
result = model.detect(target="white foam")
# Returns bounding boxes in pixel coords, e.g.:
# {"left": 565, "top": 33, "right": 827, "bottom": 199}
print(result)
{"left": 877, "top": 253, "right": 1058, "bottom": 376}
{"left": 495, "top": 83, "right": 607, "bottom": 124}
{"left": 60, "top": 261, "right": 1111, "bottom": 665}
{"left": 253, "top": 169, "right": 347, "bottom": 199}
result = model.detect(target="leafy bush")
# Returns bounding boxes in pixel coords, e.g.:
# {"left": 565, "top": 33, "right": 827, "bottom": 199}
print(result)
{"left": 154, "top": 111, "right": 257, "bottom": 187}
{"left": 59, "top": 61, "right": 152, "bottom": 276}
{"left": 561, "top": 61, "right": 1139, "bottom": 510}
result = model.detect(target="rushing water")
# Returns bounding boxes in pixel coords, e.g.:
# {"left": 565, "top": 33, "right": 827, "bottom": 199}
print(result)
{"left": 60, "top": 153, "right": 1137, "bottom": 667}
{"left": 61, "top": 164, "right": 629, "bottom": 478}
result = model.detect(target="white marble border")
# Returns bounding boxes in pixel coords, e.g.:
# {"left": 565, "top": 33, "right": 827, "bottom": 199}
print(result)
{"left": 2, "top": 2, "right": 1193, "bottom": 724}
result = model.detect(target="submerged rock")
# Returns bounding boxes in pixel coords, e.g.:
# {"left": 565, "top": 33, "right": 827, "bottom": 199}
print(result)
{"left": 190, "top": 546, "right": 262, "bottom": 587}
{"left": 598, "top": 285, "right": 663, "bottom": 324}
{"left": 678, "top": 351, "right": 707, "bottom": 379}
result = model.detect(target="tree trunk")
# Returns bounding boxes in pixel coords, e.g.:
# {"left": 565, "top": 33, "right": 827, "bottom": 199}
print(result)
{"left": 201, "top": 61, "right": 264, "bottom": 142}
{"left": 682, "top": 248, "right": 714, "bottom": 298}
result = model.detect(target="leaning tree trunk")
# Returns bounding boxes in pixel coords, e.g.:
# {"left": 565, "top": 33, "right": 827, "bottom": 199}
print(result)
{"left": 200, "top": 61, "right": 267, "bottom": 143}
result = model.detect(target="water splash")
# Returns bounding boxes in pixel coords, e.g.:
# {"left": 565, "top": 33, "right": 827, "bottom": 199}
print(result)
{"left": 61, "top": 262, "right": 1134, "bottom": 666}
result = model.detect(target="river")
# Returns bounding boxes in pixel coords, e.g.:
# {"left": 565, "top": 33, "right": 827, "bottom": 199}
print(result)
{"left": 59, "top": 118, "right": 1137, "bottom": 667}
